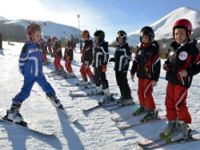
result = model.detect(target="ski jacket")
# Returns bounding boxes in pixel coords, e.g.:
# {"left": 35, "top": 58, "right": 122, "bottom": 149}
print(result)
{"left": 131, "top": 41, "right": 161, "bottom": 81}
{"left": 93, "top": 41, "right": 109, "bottom": 68}
{"left": 165, "top": 39, "right": 200, "bottom": 87}
{"left": 53, "top": 41, "right": 62, "bottom": 58}
{"left": 19, "top": 41, "right": 43, "bottom": 77}
{"left": 113, "top": 43, "right": 132, "bottom": 72}
{"left": 80, "top": 39, "right": 93, "bottom": 64}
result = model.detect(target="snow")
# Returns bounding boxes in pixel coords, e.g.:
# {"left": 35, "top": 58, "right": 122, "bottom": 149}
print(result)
{"left": 128, "top": 7, "right": 200, "bottom": 46}
{"left": 0, "top": 42, "right": 200, "bottom": 150}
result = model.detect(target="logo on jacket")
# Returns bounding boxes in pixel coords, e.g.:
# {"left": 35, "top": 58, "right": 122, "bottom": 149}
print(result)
{"left": 178, "top": 51, "right": 188, "bottom": 61}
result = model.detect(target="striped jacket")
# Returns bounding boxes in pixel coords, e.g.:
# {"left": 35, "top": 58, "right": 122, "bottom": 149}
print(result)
{"left": 19, "top": 41, "right": 43, "bottom": 77}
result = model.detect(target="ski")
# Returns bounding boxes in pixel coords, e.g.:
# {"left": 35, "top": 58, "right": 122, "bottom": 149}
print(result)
{"left": 69, "top": 86, "right": 96, "bottom": 93}
{"left": 116, "top": 115, "right": 166, "bottom": 130}
{"left": 111, "top": 113, "right": 134, "bottom": 122}
{"left": 82, "top": 102, "right": 119, "bottom": 113}
{"left": 69, "top": 90, "right": 118, "bottom": 98}
{"left": 137, "top": 137, "right": 200, "bottom": 149}
{"left": 107, "top": 103, "right": 136, "bottom": 112}
{"left": 0, "top": 116, "right": 55, "bottom": 136}
{"left": 60, "top": 82, "right": 95, "bottom": 88}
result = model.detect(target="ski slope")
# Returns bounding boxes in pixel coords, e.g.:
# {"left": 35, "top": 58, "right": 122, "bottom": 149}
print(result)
{"left": 0, "top": 42, "right": 200, "bottom": 150}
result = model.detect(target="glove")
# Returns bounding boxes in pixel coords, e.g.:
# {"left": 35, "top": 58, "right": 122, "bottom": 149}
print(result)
{"left": 102, "top": 64, "right": 107, "bottom": 72}
{"left": 109, "top": 57, "right": 115, "bottom": 62}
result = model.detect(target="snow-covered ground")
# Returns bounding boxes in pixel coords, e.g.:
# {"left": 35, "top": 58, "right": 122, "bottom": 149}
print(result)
{"left": 0, "top": 42, "right": 200, "bottom": 150}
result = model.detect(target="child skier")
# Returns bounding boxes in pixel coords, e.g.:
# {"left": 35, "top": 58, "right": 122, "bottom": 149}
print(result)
{"left": 130, "top": 26, "right": 161, "bottom": 122}
{"left": 64, "top": 40, "right": 75, "bottom": 77}
{"left": 53, "top": 39, "right": 64, "bottom": 74}
{"left": 93, "top": 30, "right": 113, "bottom": 104}
{"left": 109, "top": 30, "right": 134, "bottom": 106}
{"left": 4, "top": 23, "right": 63, "bottom": 125}
{"left": 79, "top": 30, "right": 94, "bottom": 84}
{"left": 160, "top": 19, "right": 200, "bottom": 141}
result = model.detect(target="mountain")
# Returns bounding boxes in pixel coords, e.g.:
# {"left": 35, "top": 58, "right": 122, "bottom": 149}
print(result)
{"left": 0, "top": 16, "right": 7, "bottom": 21}
{"left": 0, "top": 19, "right": 81, "bottom": 42}
{"left": 128, "top": 7, "right": 200, "bottom": 46}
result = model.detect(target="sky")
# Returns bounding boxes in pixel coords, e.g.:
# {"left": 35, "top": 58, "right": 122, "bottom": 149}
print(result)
{"left": 0, "top": 0, "right": 200, "bottom": 42}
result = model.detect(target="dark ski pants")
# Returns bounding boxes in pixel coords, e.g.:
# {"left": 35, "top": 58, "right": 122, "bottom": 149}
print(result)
{"left": 115, "top": 71, "right": 131, "bottom": 98}
{"left": 94, "top": 67, "right": 108, "bottom": 89}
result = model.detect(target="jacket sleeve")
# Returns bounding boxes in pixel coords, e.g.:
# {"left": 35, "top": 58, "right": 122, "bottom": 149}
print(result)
{"left": 19, "top": 44, "right": 29, "bottom": 75}
{"left": 152, "top": 45, "right": 161, "bottom": 81}
{"left": 187, "top": 49, "right": 200, "bottom": 76}
{"left": 130, "top": 48, "right": 139, "bottom": 75}
{"left": 102, "top": 42, "right": 109, "bottom": 65}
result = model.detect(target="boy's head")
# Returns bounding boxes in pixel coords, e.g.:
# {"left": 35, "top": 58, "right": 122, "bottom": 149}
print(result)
{"left": 81, "top": 30, "right": 90, "bottom": 40}
{"left": 116, "top": 30, "right": 127, "bottom": 44}
{"left": 140, "top": 26, "right": 155, "bottom": 44}
{"left": 173, "top": 19, "right": 192, "bottom": 44}
{"left": 26, "top": 23, "right": 41, "bottom": 43}
{"left": 94, "top": 30, "right": 105, "bottom": 44}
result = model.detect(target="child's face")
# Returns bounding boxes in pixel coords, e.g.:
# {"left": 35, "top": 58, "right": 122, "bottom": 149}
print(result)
{"left": 174, "top": 28, "right": 187, "bottom": 44}
{"left": 82, "top": 35, "right": 88, "bottom": 41}
{"left": 32, "top": 30, "right": 41, "bottom": 43}
{"left": 95, "top": 36, "right": 100, "bottom": 44}
{"left": 141, "top": 35, "right": 150, "bottom": 44}
{"left": 117, "top": 36, "right": 124, "bottom": 44}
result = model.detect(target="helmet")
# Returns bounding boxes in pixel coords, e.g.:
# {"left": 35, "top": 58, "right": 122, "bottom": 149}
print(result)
{"left": 81, "top": 30, "right": 90, "bottom": 38}
{"left": 116, "top": 30, "right": 127, "bottom": 42}
{"left": 26, "top": 23, "right": 41, "bottom": 37}
{"left": 94, "top": 30, "right": 105, "bottom": 40}
{"left": 140, "top": 26, "right": 155, "bottom": 42}
{"left": 173, "top": 19, "right": 192, "bottom": 37}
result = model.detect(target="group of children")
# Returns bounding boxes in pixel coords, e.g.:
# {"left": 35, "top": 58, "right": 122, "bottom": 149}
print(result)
{"left": 4, "top": 18, "right": 200, "bottom": 141}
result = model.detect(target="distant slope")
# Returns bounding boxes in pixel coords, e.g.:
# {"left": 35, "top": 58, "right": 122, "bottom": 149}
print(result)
{"left": 0, "top": 19, "right": 81, "bottom": 42}
{"left": 128, "top": 7, "right": 200, "bottom": 46}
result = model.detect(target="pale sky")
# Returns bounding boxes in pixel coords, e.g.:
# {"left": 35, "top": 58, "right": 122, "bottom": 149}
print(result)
{"left": 0, "top": 0, "right": 199, "bottom": 42}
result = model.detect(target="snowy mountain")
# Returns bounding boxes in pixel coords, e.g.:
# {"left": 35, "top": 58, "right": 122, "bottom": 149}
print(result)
{"left": 0, "top": 16, "right": 7, "bottom": 21}
{"left": 128, "top": 7, "right": 200, "bottom": 46}
{"left": 0, "top": 19, "right": 81, "bottom": 42}
{"left": 1, "top": 42, "right": 200, "bottom": 149}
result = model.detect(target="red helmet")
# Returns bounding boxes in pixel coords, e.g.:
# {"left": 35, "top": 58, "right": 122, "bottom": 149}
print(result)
{"left": 173, "top": 19, "right": 192, "bottom": 37}
{"left": 26, "top": 23, "right": 41, "bottom": 37}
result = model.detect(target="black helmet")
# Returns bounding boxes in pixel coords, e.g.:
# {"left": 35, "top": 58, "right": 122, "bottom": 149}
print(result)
{"left": 94, "top": 30, "right": 105, "bottom": 40}
{"left": 116, "top": 30, "right": 127, "bottom": 42}
{"left": 140, "top": 26, "right": 155, "bottom": 42}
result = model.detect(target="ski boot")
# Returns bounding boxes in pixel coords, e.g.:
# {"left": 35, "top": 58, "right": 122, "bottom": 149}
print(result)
{"left": 95, "top": 86, "right": 103, "bottom": 95}
{"left": 4, "top": 102, "right": 27, "bottom": 126}
{"left": 140, "top": 109, "right": 158, "bottom": 122}
{"left": 98, "top": 88, "right": 115, "bottom": 106}
{"left": 120, "top": 96, "right": 135, "bottom": 106}
{"left": 47, "top": 95, "right": 63, "bottom": 109}
{"left": 77, "top": 77, "right": 88, "bottom": 86}
{"left": 132, "top": 106, "right": 147, "bottom": 116}
{"left": 171, "top": 120, "right": 192, "bottom": 141}
{"left": 160, "top": 120, "right": 177, "bottom": 142}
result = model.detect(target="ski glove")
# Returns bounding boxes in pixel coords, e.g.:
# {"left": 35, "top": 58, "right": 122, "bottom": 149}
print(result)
{"left": 102, "top": 64, "right": 107, "bottom": 72}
